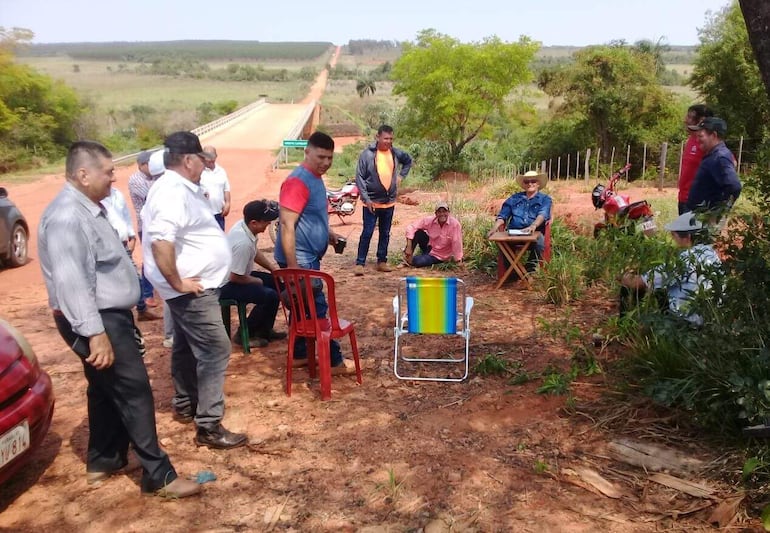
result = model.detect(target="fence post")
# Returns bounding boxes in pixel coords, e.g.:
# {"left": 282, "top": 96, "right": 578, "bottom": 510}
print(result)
{"left": 609, "top": 146, "right": 616, "bottom": 173}
{"left": 737, "top": 135, "right": 744, "bottom": 174}
{"left": 595, "top": 148, "right": 601, "bottom": 180}
{"left": 584, "top": 148, "right": 591, "bottom": 181}
{"left": 541, "top": 160, "right": 546, "bottom": 174}
{"left": 575, "top": 151, "right": 580, "bottom": 180}
{"left": 678, "top": 141, "right": 684, "bottom": 185}
{"left": 658, "top": 142, "right": 668, "bottom": 192}
{"left": 642, "top": 143, "right": 647, "bottom": 179}
{"left": 566, "top": 153, "right": 571, "bottom": 178}
{"left": 557, "top": 156, "right": 561, "bottom": 180}
{"left": 548, "top": 159, "right": 552, "bottom": 179}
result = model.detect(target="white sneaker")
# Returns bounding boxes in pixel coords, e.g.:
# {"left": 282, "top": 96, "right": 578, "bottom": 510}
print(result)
{"left": 162, "top": 337, "right": 173, "bottom": 348}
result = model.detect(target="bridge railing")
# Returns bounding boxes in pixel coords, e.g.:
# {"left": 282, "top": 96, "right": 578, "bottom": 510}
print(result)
{"left": 271, "top": 100, "right": 317, "bottom": 170}
{"left": 112, "top": 98, "right": 268, "bottom": 164}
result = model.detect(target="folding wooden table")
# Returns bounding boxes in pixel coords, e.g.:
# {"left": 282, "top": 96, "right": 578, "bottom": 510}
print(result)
{"left": 488, "top": 231, "right": 541, "bottom": 289}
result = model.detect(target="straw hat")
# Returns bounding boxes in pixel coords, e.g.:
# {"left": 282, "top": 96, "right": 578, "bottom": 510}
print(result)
{"left": 515, "top": 170, "right": 548, "bottom": 189}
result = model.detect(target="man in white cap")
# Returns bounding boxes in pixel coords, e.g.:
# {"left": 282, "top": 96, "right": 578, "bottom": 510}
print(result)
{"left": 619, "top": 211, "right": 721, "bottom": 326}
{"left": 488, "top": 170, "right": 552, "bottom": 272}
{"left": 128, "top": 150, "right": 160, "bottom": 309}
{"left": 403, "top": 200, "right": 463, "bottom": 267}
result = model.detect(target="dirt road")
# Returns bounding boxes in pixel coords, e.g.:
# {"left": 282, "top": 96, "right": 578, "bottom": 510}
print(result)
{"left": 0, "top": 44, "right": 740, "bottom": 531}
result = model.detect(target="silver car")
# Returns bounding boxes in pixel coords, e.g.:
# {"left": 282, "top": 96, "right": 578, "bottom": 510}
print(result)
{"left": 0, "top": 187, "right": 28, "bottom": 268}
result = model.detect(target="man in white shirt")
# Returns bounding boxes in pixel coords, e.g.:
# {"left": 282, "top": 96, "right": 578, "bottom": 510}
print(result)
{"left": 141, "top": 131, "right": 246, "bottom": 450}
{"left": 219, "top": 200, "right": 286, "bottom": 347}
{"left": 200, "top": 146, "right": 231, "bottom": 230}
{"left": 103, "top": 182, "right": 160, "bottom": 322}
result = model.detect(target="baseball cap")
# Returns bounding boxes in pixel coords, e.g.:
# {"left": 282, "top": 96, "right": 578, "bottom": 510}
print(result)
{"left": 664, "top": 212, "right": 703, "bottom": 232}
{"left": 136, "top": 150, "right": 152, "bottom": 165}
{"left": 148, "top": 150, "right": 165, "bottom": 177}
{"left": 688, "top": 116, "right": 727, "bottom": 137}
{"left": 243, "top": 199, "right": 279, "bottom": 222}
{"left": 435, "top": 201, "right": 449, "bottom": 211}
{"left": 163, "top": 131, "right": 214, "bottom": 158}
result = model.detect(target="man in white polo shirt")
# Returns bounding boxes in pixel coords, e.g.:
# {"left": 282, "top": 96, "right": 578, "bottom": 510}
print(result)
{"left": 141, "top": 131, "right": 247, "bottom": 450}
{"left": 200, "top": 145, "right": 231, "bottom": 230}
{"left": 219, "top": 199, "right": 287, "bottom": 347}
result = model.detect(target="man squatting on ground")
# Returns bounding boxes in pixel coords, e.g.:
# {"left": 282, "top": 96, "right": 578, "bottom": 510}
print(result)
{"left": 403, "top": 201, "right": 463, "bottom": 267}
{"left": 38, "top": 140, "right": 200, "bottom": 498}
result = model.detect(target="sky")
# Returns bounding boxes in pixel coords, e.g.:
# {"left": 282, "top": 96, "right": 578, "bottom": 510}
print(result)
{"left": 1, "top": 0, "right": 732, "bottom": 47}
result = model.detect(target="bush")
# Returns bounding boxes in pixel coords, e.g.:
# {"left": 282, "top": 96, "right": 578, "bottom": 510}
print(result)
{"left": 622, "top": 214, "right": 770, "bottom": 434}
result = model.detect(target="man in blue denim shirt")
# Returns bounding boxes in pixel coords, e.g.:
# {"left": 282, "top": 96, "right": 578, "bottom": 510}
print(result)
{"left": 488, "top": 171, "right": 552, "bottom": 270}
{"left": 686, "top": 117, "right": 742, "bottom": 214}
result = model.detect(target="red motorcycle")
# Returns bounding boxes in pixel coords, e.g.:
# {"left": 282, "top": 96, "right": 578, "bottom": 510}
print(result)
{"left": 592, "top": 164, "right": 656, "bottom": 237}
{"left": 326, "top": 181, "right": 360, "bottom": 224}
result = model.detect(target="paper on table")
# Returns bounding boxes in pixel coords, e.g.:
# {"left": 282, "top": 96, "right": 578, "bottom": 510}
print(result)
{"left": 507, "top": 228, "right": 532, "bottom": 236}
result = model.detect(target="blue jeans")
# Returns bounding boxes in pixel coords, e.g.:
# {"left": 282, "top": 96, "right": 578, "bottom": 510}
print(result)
{"left": 356, "top": 206, "right": 394, "bottom": 265}
{"left": 166, "top": 289, "right": 232, "bottom": 431}
{"left": 277, "top": 259, "right": 343, "bottom": 366}
{"left": 219, "top": 271, "right": 280, "bottom": 336}
{"left": 136, "top": 231, "right": 154, "bottom": 311}
{"left": 410, "top": 229, "right": 444, "bottom": 268}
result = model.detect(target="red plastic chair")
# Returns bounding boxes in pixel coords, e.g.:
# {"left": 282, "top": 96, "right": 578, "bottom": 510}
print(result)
{"left": 272, "top": 268, "right": 362, "bottom": 400}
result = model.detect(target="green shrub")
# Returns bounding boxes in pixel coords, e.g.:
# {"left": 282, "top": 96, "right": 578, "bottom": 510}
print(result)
{"left": 623, "top": 214, "right": 770, "bottom": 434}
{"left": 460, "top": 215, "right": 497, "bottom": 275}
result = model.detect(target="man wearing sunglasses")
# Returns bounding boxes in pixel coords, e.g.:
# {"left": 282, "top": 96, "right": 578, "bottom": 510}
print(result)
{"left": 141, "top": 131, "right": 247, "bottom": 450}
{"left": 488, "top": 170, "right": 552, "bottom": 272}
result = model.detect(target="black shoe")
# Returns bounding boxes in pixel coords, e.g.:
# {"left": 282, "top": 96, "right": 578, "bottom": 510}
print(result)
{"left": 196, "top": 425, "right": 248, "bottom": 449}
{"left": 233, "top": 332, "right": 269, "bottom": 348}
{"left": 173, "top": 409, "right": 194, "bottom": 424}
{"left": 257, "top": 329, "right": 287, "bottom": 341}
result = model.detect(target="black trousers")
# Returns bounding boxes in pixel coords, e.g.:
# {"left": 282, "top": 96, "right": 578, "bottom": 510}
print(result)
{"left": 53, "top": 309, "right": 176, "bottom": 492}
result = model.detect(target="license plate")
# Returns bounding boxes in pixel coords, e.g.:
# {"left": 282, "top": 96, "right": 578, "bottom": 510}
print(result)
{"left": 0, "top": 420, "right": 30, "bottom": 469}
{"left": 639, "top": 219, "right": 657, "bottom": 232}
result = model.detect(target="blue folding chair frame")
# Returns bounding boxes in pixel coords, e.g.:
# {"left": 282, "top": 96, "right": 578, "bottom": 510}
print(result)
{"left": 392, "top": 277, "right": 474, "bottom": 382}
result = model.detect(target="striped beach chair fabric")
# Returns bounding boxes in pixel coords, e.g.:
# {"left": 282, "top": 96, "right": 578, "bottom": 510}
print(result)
{"left": 393, "top": 277, "right": 474, "bottom": 382}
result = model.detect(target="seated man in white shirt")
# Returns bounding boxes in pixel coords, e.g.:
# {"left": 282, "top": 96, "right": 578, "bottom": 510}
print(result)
{"left": 219, "top": 200, "right": 287, "bottom": 347}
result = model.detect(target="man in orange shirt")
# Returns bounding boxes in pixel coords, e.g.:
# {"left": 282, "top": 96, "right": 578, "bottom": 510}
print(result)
{"left": 354, "top": 125, "right": 412, "bottom": 275}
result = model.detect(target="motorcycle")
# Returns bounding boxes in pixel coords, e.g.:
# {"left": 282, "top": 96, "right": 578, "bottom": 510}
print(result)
{"left": 591, "top": 164, "right": 656, "bottom": 237}
{"left": 326, "top": 181, "right": 360, "bottom": 224}
{"left": 267, "top": 182, "right": 361, "bottom": 243}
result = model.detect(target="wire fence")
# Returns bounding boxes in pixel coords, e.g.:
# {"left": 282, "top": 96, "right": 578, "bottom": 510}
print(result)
{"left": 471, "top": 136, "right": 761, "bottom": 186}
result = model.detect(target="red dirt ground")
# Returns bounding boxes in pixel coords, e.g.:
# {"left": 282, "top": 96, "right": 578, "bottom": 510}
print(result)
{"left": 0, "top": 57, "right": 758, "bottom": 531}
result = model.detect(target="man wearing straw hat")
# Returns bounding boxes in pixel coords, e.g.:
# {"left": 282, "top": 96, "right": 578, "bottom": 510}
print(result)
{"left": 488, "top": 170, "right": 552, "bottom": 272}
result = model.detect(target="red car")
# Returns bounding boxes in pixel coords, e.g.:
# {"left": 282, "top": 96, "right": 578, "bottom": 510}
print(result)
{"left": 0, "top": 319, "right": 54, "bottom": 485}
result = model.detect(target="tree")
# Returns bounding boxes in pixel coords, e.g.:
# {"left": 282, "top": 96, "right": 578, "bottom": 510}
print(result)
{"left": 355, "top": 78, "right": 376, "bottom": 98}
{"left": 391, "top": 29, "right": 538, "bottom": 162}
{"left": 739, "top": 0, "right": 770, "bottom": 104}
{"left": 0, "top": 27, "right": 83, "bottom": 171}
{"left": 538, "top": 44, "right": 681, "bottom": 162}
{"left": 689, "top": 3, "right": 770, "bottom": 141}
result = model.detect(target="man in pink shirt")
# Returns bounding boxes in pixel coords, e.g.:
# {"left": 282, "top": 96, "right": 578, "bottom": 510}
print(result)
{"left": 403, "top": 201, "right": 463, "bottom": 267}
{"left": 678, "top": 104, "right": 712, "bottom": 215}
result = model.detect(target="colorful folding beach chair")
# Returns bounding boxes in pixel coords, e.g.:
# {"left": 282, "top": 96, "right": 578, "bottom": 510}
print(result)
{"left": 392, "top": 277, "right": 474, "bottom": 382}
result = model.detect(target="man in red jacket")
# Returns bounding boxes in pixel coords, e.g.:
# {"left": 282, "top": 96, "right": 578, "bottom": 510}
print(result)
{"left": 678, "top": 104, "right": 712, "bottom": 215}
